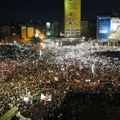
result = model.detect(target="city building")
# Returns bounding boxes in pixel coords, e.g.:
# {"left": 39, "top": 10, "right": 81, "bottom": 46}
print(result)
{"left": 44, "top": 21, "right": 62, "bottom": 37}
{"left": 45, "top": 22, "right": 52, "bottom": 37}
{"left": 0, "top": 23, "right": 21, "bottom": 43}
{"left": 20, "top": 25, "right": 35, "bottom": 43}
{"left": 0, "top": 25, "right": 11, "bottom": 41}
{"left": 52, "top": 21, "right": 59, "bottom": 37}
{"left": 81, "top": 18, "right": 89, "bottom": 37}
{"left": 59, "top": 18, "right": 64, "bottom": 36}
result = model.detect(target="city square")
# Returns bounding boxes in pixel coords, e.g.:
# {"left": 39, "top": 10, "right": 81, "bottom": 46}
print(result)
{"left": 0, "top": 39, "right": 120, "bottom": 120}
{"left": 0, "top": 0, "right": 120, "bottom": 120}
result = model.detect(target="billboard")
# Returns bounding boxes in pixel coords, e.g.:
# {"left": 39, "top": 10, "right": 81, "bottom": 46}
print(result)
{"left": 110, "top": 18, "right": 120, "bottom": 40}
{"left": 97, "top": 16, "right": 111, "bottom": 42}
{"left": 27, "top": 27, "right": 34, "bottom": 38}
{"left": 65, "top": 0, "right": 81, "bottom": 36}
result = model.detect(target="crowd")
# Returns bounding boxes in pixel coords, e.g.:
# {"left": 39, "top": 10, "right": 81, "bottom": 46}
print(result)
{"left": 0, "top": 40, "right": 120, "bottom": 120}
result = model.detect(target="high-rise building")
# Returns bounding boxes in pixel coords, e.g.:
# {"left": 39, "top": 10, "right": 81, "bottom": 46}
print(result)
{"left": 81, "top": 18, "right": 89, "bottom": 37}
{"left": 46, "top": 22, "right": 52, "bottom": 37}
{"left": 0, "top": 25, "right": 11, "bottom": 40}
{"left": 64, "top": 0, "right": 81, "bottom": 37}
{"left": 52, "top": 21, "right": 59, "bottom": 37}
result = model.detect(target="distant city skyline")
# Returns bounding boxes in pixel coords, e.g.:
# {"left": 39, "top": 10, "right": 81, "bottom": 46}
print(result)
{"left": 0, "top": 0, "right": 120, "bottom": 23}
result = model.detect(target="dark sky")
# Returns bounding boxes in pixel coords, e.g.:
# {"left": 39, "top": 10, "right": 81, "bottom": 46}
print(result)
{"left": 0, "top": 0, "right": 120, "bottom": 23}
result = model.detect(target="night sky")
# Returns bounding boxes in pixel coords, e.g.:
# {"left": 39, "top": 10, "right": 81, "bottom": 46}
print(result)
{"left": 0, "top": 0, "right": 120, "bottom": 23}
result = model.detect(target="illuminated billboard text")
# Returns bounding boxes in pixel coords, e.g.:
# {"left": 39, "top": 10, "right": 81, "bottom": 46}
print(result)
{"left": 65, "top": 0, "right": 81, "bottom": 36}
{"left": 97, "top": 17, "right": 111, "bottom": 42}
{"left": 110, "top": 18, "right": 120, "bottom": 40}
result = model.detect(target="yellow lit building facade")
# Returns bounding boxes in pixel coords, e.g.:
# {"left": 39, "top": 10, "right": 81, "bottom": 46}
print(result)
{"left": 21, "top": 25, "right": 35, "bottom": 43}
{"left": 21, "top": 26, "right": 27, "bottom": 40}
{"left": 27, "top": 27, "right": 34, "bottom": 38}
{"left": 64, "top": 0, "right": 81, "bottom": 37}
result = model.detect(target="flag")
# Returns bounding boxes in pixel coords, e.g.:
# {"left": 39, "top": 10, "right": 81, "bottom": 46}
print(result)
{"left": 41, "top": 93, "right": 52, "bottom": 101}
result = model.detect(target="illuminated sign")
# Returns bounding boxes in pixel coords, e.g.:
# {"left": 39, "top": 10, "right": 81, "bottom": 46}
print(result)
{"left": 97, "top": 16, "right": 111, "bottom": 42}
{"left": 65, "top": 0, "right": 81, "bottom": 36}
{"left": 110, "top": 18, "right": 120, "bottom": 40}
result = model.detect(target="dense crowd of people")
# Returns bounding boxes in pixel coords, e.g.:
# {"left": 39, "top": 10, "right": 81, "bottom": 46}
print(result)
{"left": 0, "top": 40, "right": 120, "bottom": 120}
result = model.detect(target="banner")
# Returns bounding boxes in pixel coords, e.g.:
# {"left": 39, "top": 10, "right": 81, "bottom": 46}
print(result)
{"left": 41, "top": 93, "right": 52, "bottom": 101}
{"left": 65, "top": 0, "right": 81, "bottom": 36}
{"left": 110, "top": 18, "right": 120, "bottom": 40}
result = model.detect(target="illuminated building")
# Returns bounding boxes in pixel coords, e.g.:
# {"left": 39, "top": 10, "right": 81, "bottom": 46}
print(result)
{"left": 20, "top": 25, "right": 35, "bottom": 43}
{"left": 21, "top": 26, "right": 27, "bottom": 39}
{"left": 46, "top": 22, "right": 52, "bottom": 37}
{"left": 27, "top": 27, "right": 34, "bottom": 38}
